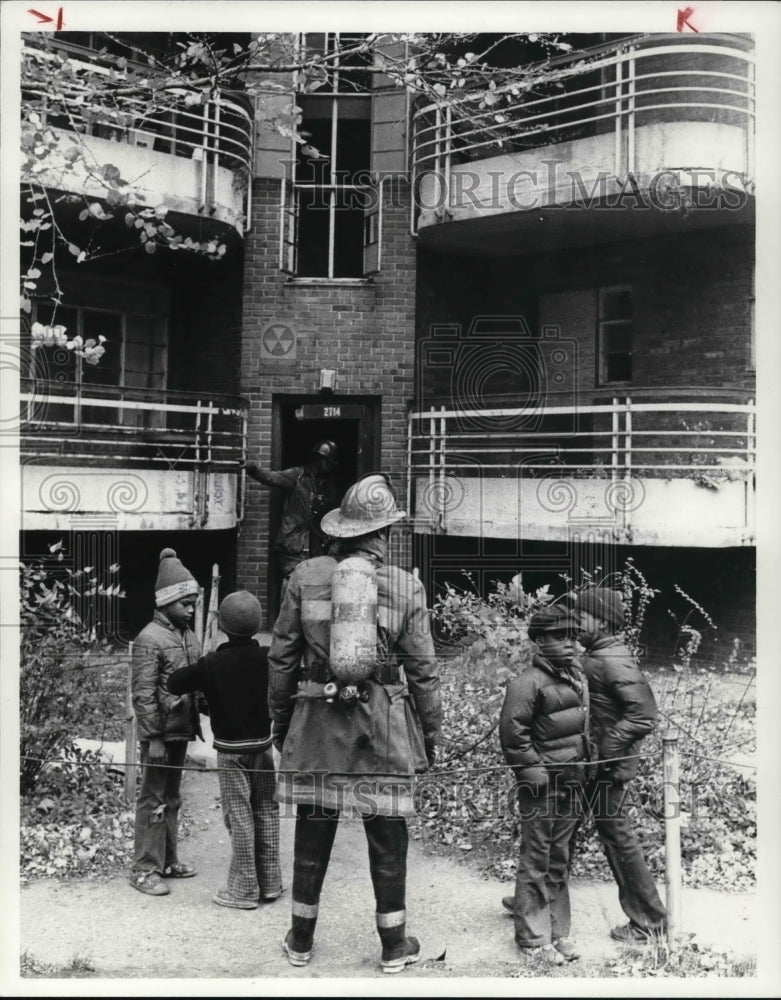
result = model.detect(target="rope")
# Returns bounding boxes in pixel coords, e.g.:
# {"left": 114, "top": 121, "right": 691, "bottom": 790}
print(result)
{"left": 22, "top": 741, "right": 756, "bottom": 779}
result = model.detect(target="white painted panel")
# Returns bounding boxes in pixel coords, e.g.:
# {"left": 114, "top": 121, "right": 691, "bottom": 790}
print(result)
{"left": 22, "top": 466, "right": 238, "bottom": 531}
{"left": 414, "top": 475, "right": 752, "bottom": 547}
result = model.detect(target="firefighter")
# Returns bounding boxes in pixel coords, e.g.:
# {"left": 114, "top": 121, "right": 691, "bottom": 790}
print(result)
{"left": 245, "top": 440, "right": 342, "bottom": 591}
{"left": 268, "top": 474, "right": 442, "bottom": 974}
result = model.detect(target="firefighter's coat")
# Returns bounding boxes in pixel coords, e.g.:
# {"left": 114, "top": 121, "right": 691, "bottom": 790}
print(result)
{"left": 268, "top": 554, "right": 442, "bottom": 816}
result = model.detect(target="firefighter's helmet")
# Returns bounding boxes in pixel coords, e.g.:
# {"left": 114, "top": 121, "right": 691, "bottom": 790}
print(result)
{"left": 312, "top": 440, "right": 338, "bottom": 460}
{"left": 320, "top": 474, "right": 405, "bottom": 537}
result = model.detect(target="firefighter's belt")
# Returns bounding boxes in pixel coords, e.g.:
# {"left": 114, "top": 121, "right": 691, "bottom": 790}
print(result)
{"left": 305, "top": 660, "right": 401, "bottom": 685}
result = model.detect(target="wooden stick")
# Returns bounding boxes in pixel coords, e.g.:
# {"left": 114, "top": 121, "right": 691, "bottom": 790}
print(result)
{"left": 124, "top": 641, "right": 137, "bottom": 804}
{"left": 663, "top": 731, "right": 682, "bottom": 949}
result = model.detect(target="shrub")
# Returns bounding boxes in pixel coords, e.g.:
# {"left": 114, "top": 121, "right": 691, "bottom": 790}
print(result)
{"left": 20, "top": 542, "right": 124, "bottom": 794}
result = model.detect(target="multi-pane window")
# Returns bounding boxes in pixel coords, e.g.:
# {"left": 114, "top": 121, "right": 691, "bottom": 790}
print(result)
{"left": 30, "top": 299, "right": 167, "bottom": 426}
{"left": 598, "top": 286, "right": 633, "bottom": 384}
{"left": 281, "top": 32, "right": 381, "bottom": 278}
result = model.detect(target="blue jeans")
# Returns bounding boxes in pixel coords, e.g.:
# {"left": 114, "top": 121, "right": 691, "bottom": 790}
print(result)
{"left": 132, "top": 740, "right": 188, "bottom": 875}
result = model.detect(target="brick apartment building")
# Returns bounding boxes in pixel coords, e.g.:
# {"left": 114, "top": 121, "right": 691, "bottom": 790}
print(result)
{"left": 20, "top": 31, "right": 755, "bottom": 650}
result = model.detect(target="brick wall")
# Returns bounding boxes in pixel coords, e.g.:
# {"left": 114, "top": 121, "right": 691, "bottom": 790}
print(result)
{"left": 237, "top": 177, "right": 418, "bottom": 608}
{"left": 416, "top": 225, "right": 755, "bottom": 399}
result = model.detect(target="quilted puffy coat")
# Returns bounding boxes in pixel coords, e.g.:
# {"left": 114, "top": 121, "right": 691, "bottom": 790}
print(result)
{"left": 499, "top": 654, "right": 591, "bottom": 786}
{"left": 132, "top": 611, "right": 202, "bottom": 742}
{"left": 579, "top": 634, "right": 658, "bottom": 782}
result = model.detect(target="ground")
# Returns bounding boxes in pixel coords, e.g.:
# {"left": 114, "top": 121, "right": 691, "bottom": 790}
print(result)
{"left": 17, "top": 738, "right": 757, "bottom": 983}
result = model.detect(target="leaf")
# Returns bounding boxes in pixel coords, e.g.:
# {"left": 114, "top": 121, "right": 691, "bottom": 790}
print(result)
{"left": 144, "top": 242, "right": 156, "bottom": 254}
{"left": 40, "top": 252, "right": 53, "bottom": 264}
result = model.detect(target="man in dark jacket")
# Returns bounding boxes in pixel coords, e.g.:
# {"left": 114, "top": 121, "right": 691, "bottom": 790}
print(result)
{"left": 573, "top": 587, "right": 667, "bottom": 942}
{"left": 168, "top": 590, "right": 281, "bottom": 910}
{"left": 499, "top": 605, "right": 590, "bottom": 965}
{"left": 245, "top": 440, "right": 342, "bottom": 587}
{"left": 269, "top": 474, "right": 442, "bottom": 974}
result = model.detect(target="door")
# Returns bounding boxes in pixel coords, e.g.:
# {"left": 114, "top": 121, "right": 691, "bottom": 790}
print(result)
{"left": 268, "top": 394, "right": 380, "bottom": 614}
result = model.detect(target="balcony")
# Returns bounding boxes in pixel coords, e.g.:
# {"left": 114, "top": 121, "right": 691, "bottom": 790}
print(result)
{"left": 408, "top": 389, "right": 755, "bottom": 547}
{"left": 22, "top": 37, "right": 254, "bottom": 233}
{"left": 411, "top": 35, "right": 755, "bottom": 254}
{"left": 20, "top": 381, "right": 248, "bottom": 531}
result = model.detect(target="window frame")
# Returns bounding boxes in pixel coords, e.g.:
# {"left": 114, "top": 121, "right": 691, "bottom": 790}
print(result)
{"left": 597, "top": 284, "right": 633, "bottom": 386}
{"left": 29, "top": 297, "right": 168, "bottom": 426}
{"left": 280, "top": 32, "right": 380, "bottom": 280}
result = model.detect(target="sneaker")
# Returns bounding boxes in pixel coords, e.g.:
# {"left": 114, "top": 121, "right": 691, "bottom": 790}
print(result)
{"left": 501, "top": 895, "right": 515, "bottom": 914}
{"left": 129, "top": 871, "right": 169, "bottom": 896}
{"left": 610, "top": 922, "right": 664, "bottom": 944}
{"left": 518, "top": 944, "right": 565, "bottom": 966}
{"left": 553, "top": 937, "right": 580, "bottom": 961}
{"left": 213, "top": 889, "right": 258, "bottom": 910}
{"left": 162, "top": 862, "right": 197, "bottom": 879}
{"left": 283, "top": 929, "right": 312, "bottom": 967}
{"left": 381, "top": 936, "right": 421, "bottom": 974}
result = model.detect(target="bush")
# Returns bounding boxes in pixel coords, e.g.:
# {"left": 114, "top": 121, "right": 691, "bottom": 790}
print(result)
{"left": 20, "top": 543, "right": 125, "bottom": 794}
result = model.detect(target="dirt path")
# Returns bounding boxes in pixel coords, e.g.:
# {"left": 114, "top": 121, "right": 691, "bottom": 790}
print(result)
{"left": 17, "top": 756, "right": 756, "bottom": 981}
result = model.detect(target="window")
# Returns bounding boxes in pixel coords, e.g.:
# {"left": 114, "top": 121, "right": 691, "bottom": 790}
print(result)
{"left": 30, "top": 298, "right": 167, "bottom": 427}
{"left": 598, "top": 286, "right": 633, "bottom": 384}
{"left": 280, "top": 33, "right": 382, "bottom": 278}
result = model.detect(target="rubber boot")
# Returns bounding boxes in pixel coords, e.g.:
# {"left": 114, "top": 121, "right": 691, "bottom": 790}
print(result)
{"left": 377, "top": 910, "right": 421, "bottom": 974}
{"left": 283, "top": 901, "right": 318, "bottom": 966}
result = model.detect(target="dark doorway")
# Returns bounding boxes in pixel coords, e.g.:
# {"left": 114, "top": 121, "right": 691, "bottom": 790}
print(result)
{"left": 268, "top": 394, "right": 381, "bottom": 614}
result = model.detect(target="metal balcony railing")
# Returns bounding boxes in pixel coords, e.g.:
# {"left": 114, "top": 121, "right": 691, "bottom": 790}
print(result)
{"left": 22, "top": 36, "right": 254, "bottom": 219}
{"left": 408, "top": 388, "right": 756, "bottom": 513}
{"left": 411, "top": 34, "right": 755, "bottom": 231}
{"left": 20, "top": 379, "right": 248, "bottom": 474}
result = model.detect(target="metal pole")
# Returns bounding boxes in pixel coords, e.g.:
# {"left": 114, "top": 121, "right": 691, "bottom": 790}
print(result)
{"left": 124, "top": 641, "right": 137, "bottom": 804}
{"left": 663, "top": 731, "right": 682, "bottom": 949}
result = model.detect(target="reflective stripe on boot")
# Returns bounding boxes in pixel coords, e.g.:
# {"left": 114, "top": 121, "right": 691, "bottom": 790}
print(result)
{"left": 284, "top": 900, "right": 318, "bottom": 966}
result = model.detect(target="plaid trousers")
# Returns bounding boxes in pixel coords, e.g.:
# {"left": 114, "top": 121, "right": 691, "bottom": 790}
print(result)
{"left": 217, "top": 748, "right": 281, "bottom": 901}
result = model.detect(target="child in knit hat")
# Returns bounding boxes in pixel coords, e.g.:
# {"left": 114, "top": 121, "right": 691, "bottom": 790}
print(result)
{"left": 168, "top": 590, "right": 282, "bottom": 909}
{"left": 129, "top": 548, "right": 202, "bottom": 897}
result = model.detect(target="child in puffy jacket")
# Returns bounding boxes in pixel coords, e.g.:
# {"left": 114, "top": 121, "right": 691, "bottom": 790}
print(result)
{"left": 129, "top": 548, "right": 202, "bottom": 897}
{"left": 499, "top": 604, "right": 591, "bottom": 966}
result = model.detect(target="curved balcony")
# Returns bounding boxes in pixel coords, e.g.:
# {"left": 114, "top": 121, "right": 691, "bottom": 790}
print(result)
{"left": 411, "top": 35, "right": 755, "bottom": 253}
{"left": 408, "top": 388, "right": 755, "bottom": 547}
{"left": 20, "top": 381, "right": 248, "bottom": 531}
{"left": 22, "top": 37, "right": 253, "bottom": 233}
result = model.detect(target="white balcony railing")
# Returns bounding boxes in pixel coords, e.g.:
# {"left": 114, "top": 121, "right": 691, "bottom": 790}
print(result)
{"left": 21, "top": 380, "right": 248, "bottom": 472}
{"left": 411, "top": 34, "right": 755, "bottom": 233}
{"left": 408, "top": 390, "right": 756, "bottom": 544}
{"left": 22, "top": 37, "right": 254, "bottom": 225}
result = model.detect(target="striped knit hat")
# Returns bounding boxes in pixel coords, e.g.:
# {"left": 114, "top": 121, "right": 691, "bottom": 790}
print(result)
{"left": 155, "top": 548, "right": 199, "bottom": 608}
